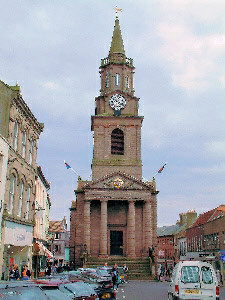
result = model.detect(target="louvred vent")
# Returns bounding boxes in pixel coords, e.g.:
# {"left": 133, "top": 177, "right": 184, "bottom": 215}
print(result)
{"left": 111, "top": 128, "right": 124, "bottom": 155}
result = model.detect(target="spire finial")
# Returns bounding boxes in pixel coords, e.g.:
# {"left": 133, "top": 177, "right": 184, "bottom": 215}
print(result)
{"left": 109, "top": 8, "right": 125, "bottom": 56}
{"left": 115, "top": 6, "right": 122, "bottom": 18}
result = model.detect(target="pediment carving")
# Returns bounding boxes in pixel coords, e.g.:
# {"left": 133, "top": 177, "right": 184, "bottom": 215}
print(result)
{"left": 83, "top": 171, "right": 155, "bottom": 191}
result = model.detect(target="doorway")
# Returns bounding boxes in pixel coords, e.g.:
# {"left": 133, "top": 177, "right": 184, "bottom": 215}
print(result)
{"left": 110, "top": 231, "right": 123, "bottom": 256}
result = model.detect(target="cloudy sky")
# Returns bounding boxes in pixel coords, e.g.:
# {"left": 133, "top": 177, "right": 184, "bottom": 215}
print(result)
{"left": 1, "top": 0, "right": 224, "bottom": 227}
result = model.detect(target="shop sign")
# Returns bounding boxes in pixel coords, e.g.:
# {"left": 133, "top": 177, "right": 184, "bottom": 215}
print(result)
{"left": 4, "top": 221, "right": 33, "bottom": 246}
{"left": 10, "top": 258, "right": 14, "bottom": 266}
{"left": 158, "top": 250, "right": 165, "bottom": 256}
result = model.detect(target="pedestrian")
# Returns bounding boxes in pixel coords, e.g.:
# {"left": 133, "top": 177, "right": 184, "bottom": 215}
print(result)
{"left": 159, "top": 264, "right": 165, "bottom": 281}
{"left": 9, "top": 265, "right": 15, "bottom": 281}
{"left": 123, "top": 264, "right": 128, "bottom": 273}
{"left": 111, "top": 264, "right": 118, "bottom": 290}
{"left": 14, "top": 265, "right": 20, "bottom": 280}
{"left": 22, "top": 266, "right": 28, "bottom": 280}
{"left": 103, "top": 262, "right": 108, "bottom": 270}
{"left": 26, "top": 266, "right": 31, "bottom": 278}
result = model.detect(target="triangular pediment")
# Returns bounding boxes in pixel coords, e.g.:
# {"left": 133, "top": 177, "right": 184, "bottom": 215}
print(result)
{"left": 83, "top": 171, "right": 155, "bottom": 191}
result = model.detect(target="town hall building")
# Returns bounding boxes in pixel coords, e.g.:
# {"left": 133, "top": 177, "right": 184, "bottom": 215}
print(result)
{"left": 70, "top": 16, "right": 158, "bottom": 267}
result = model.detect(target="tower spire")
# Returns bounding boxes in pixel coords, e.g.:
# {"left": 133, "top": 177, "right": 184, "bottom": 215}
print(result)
{"left": 109, "top": 16, "right": 125, "bottom": 56}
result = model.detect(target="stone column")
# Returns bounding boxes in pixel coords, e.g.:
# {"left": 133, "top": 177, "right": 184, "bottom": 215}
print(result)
{"left": 99, "top": 199, "right": 108, "bottom": 257}
{"left": 83, "top": 200, "right": 91, "bottom": 254}
{"left": 144, "top": 200, "right": 152, "bottom": 253}
{"left": 127, "top": 200, "right": 136, "bottom": 257}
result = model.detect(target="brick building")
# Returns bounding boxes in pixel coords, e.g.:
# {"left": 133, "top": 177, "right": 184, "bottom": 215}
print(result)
{"left": 70, "top": 17, "right": 157, "bottom": 267}
{"left": 157, "top": 225, "right": 179, "bottom": 269}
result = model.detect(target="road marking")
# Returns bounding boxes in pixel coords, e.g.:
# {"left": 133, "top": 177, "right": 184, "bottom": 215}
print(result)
{"left": 123, "top": 296, "right": 126, "bottom": 299}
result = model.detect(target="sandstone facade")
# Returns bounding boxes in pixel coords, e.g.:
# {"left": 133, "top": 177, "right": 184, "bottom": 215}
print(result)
{"left": 70, "top": 17, "right": 158, "bottom": 267}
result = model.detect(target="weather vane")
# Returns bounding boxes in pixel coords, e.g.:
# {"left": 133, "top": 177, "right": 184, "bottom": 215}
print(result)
{"left": 115, "top": 6, "right": 122, "bottom": 17}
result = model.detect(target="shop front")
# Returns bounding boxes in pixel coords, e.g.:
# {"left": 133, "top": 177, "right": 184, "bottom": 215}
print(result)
{"left": 33, "top": 240, "right": 53, "bottom": 277}
{"left": 3, "top": 220, "right": 33, "bottom": 280}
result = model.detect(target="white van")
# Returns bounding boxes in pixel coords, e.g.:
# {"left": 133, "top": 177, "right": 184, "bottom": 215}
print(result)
{"left": 168, "top": 261, "right": 220, "bottom": 299}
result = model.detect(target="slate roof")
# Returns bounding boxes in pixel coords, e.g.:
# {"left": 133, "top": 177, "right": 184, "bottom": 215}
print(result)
{"left": 157, "top": 224, "right": 180, "bottom": 237}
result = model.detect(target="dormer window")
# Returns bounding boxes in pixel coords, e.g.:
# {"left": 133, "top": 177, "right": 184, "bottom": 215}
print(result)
{"left": 111, "top": 128, "right": 124, "bottom": 155}
{"left": 114, "top": 74, "right": 120, "bottom": 86}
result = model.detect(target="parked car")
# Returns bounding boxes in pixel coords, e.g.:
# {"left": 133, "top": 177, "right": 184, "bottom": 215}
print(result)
{"left": 78, "top": 268, "right": 116, "bottom": 299}
{"left": 94, "top": 285, "right": 117, "bottom": 300}
{"left": 58, "top": 282, "right": 99, "bottom": 299}
{"left": 168, "top": 260, "right": 220, "bottom": 299}
{"left": 38, "top": 280, "right": 72, "bottom": 300}
{"left": 0, "top": 285, "right": 50, "bottom": 299}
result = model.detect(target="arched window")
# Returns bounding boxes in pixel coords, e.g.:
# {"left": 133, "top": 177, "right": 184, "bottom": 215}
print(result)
{"left": 126, "top": 76, "right": 129, "bottom": 88}
{"left": 8, "top": 174, "right": 16, "bottom": 214}
{"left": 22, "top": 131, "right": 26, "bottom": 158}
{"left": 111, "top": 128, "right": 124, "bottom": 155}
{"left": 25, "top": 186, "right": 31, "bottom": 219}
{"left": 29, "top": 140, "right": 34, "bottom": 165}
{"left": 114, "top": 74, "right": 120, "bottom": 86}
{"left": 13, "top": 122, "right": 18, "bottom": 151}
{"left": 18, "top": 180, "right": 24, "bottom": 217}
{"left": 106, "top": 72, "right": 109, "bottom": 88}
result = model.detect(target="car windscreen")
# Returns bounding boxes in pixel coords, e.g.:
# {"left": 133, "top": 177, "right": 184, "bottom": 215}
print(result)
{"left": 43, "top": 288, "right": 72, "bottom": 300}
{"left": 61, "top": 282, "right": 96, "bottom": 297}
{"left": 201, "top": 266, "right": 213, "bottom": 284}
{"left": 97, "top": 269, "right": 110, "bottom": 276}
{"left": 181, "top": 266, "right": 200, "bottom": 283}
{"left": 0, "top": 286, "right": 50, "bottom": 300}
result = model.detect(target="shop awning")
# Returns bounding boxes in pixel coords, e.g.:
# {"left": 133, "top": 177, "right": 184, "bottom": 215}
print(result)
{"left": 34, "top": 241, "right": 53, "bottom": 258}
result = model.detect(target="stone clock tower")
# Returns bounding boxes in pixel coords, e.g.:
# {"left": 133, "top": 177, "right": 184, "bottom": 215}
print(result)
{"left": 92, "top": 16, "right": 143, "bottom": 180}
{"left": 70, "top": 16, "right": 158, "bottom": 271}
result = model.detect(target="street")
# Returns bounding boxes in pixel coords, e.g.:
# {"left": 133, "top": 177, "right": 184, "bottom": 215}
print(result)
{"left": 116, "top": 280, "right": 225, "bottom": 300}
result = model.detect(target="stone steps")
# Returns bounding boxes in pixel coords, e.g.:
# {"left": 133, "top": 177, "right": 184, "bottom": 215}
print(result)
{"left": 86, "top": 257, "right": 153, "bottom": 280}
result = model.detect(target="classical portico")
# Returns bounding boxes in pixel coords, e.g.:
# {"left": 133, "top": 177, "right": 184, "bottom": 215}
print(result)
{"left": 71, "top": 172, "right": 157, "bottom": 262}
{"left": 70, "top": 15, "right": 158, "bottom": 267}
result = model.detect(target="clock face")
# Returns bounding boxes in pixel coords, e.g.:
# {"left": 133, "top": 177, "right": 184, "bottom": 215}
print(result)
{"left": 108, "top": 94, "right": 126, "bottom": 111}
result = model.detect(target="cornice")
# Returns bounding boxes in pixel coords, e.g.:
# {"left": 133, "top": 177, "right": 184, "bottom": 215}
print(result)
{"left": 12, "top": 96, "right": 44, "bottom": 135}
